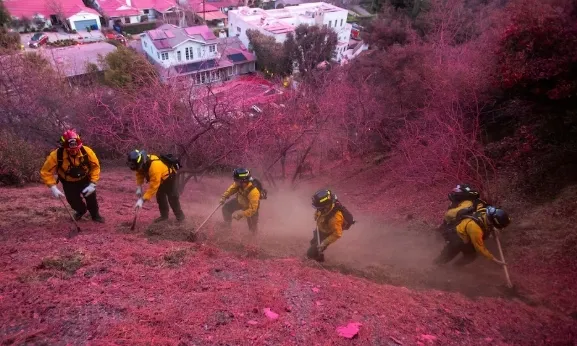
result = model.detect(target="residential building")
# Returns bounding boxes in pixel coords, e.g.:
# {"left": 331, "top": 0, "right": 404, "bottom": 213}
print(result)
{"left": 39, "top": 42, "right": 118, "bottom": 86}
{"left": 228, "top": 2, "right": 351, "bottom": 62}
{"left": 140, "top": 24, "right": 255, "bottom": 85}
{"left": 4, "top": 0, "right": 102, "bottom": 31}
{"left": 94, "top": 0, "right": 182, "bottom": 28}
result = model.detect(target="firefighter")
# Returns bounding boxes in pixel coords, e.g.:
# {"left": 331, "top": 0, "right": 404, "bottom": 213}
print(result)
{"left": 434, "top": 206, "right": 511, "bottom": 266}
{"left": 307, "top": 189, "right": 346, "bottom": 262}
{"left": 219, "top": 168, "right": 260, "bottom": 232}
{"left": 127, "top": 149, "right": 185, "bottom": 223}
{"left": 40, "top": 129, "right": 104, "bottom": 223}
{"left": 437, "top": 184, "right": 487, "bottom": 240}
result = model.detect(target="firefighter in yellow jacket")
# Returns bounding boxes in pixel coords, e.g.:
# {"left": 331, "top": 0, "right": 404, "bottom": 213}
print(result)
{"left": 307, "top": 189, "right": 345, "bottom": 262}
{"left": 127, "top": 150, "right": 185, "bottom": 223}
{"left": 219, "top": 168, "right": 260, "bottom": 232}
{"left": 434, "top": 206, "right": 510, "bottom": 266}
{"left": 438, "top": 184, "right": 487, "bottom": 240}
{"left": 40, "top": 129, "right": 104, "bottom": 222}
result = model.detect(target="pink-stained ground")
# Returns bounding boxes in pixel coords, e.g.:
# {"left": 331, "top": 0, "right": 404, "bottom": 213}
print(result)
{"left": 0, "top": 169, "right": 575, "bottom": 344}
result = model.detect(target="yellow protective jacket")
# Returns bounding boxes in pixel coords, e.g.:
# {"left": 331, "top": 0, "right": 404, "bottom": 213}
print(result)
{"left": 40, "top": 146, "right": 100, "bottom": 186}
{"left": 221, "top": 182, "right": 260, "bottom": 218}
{"left": 315, "top": 204, "right": 344, "bottom": 248}
{"left": 455, "top": 214, "right": 494, "bottom": 260}
{"left": 136, "top": 155, "right": 172, "bottom": 201}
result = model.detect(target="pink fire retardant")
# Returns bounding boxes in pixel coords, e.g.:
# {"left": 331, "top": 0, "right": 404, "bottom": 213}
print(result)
{"left": 336, "top": 322, "right": 362, "bottom": 339}
{"left": 263, "top": 308, "right": 279, "bottom": 320}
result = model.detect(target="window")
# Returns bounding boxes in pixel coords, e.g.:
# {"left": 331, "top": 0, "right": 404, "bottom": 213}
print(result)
{"left": 197, "top": 47, "right": 201, "bottom": 57}
{"left": 340, "top": 19, "right": 343, "bottom": 26}
{"left": 177, "top": 51, "right": 181, "bottom": 61}
{"left": 161, "top": 52, "right": 168, "bottom": 60}
{"left": 329, "top": 20, "right": 331, "bottom": 27}
{"left": 237, "top": 26, "right": 241, "bottom": 33}
{"left": 209, "top": 45, "right": 216, "bottom": 53}
{"left": 185, "top": 47, "right": 193, "bottom": 60}
{"left": 143, "top": 9, "right": 150, "bottom": 14}
{"left": 157, "top": 52, "right": 160, "bottom": 59}
{"left": 124, "top": 17, "right": 130, "bottom": 24}
{"left": 143, "top": 40, "right": 147, "bottom": 47}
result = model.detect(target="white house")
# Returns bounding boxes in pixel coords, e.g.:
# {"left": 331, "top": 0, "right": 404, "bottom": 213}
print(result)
{"left": 228, "top": 2, "right": 352, "bottom": 62}
{"left": 95, "top": 0, "right": 181, "bottom": 28}
{"left": 140, "top": 24, "right": 256, "bottom": 85}
{"left": 4, "top": 0, "right": 102, "bottom": 31}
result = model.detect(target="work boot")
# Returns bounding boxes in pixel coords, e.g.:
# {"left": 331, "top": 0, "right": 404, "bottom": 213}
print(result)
{"left": 154, "top": 216, "right": 169, "bottom": 223}
{"left": 176, "top": 214, "right": 185, "bottom": 223}
{"left": 91, "top": 214, "right": 105, "bottom": 223}
{"left": 74, "top": 210, "right": 86, "bottom": 221}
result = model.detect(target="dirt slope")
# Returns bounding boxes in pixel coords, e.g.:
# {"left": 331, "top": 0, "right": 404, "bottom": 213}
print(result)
{"left": 0, "top": 170, "right": 575, "bottom": 345}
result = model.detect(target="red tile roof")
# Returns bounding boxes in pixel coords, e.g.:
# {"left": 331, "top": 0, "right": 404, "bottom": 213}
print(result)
{"left": 132, "top": 0, "right": 175, "bottom": 12}
{"left": 98, "top": 0, "right": 141, "bottom": 17}
{"left": 4, "top": 0, "right": 99, "bottom": 19}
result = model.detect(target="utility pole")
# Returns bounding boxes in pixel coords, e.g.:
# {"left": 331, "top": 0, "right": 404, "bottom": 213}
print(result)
{"left": 203, "top": 0, "right": 206, "bottom": 21}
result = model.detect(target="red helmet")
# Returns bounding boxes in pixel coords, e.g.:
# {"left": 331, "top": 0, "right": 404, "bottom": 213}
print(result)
{"left": 60, "top": 130, "right": 83, "bottom": 154}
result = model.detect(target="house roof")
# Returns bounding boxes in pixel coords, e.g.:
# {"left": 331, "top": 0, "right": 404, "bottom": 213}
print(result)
{"left": 39, "top": 42, "right": 118, "bottom": 77}
{"left": 144, "top": 24, "right": 219, "bottom": 51}
{"left": 132, "top": 0, "right": 175, "bottom": 12}
{"left": 98, "top": 0, "right": 141, "bottom": 17}
{"left": 187, "top": 2, "right": 220, "bottom": 13}
{"left": 202, "top": 11, "right": 228, "bottom": 20}
{"left": 4, "top": 0, "right": 99, "bottom": 19}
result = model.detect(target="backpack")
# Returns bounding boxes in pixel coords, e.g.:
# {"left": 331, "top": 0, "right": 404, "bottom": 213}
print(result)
{"left": 249, "top": 177, "right": 268, "bottom": 200}
{"left": 56, "top": 147, "right": 90, "bottom": 180}
{"left": 152, "top": 154, "right": 182, "bottom": 173}
{"left": 326, "top": 200, "right": 356, "bottom": 230}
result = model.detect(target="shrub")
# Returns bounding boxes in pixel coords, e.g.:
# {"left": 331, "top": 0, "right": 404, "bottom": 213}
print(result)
{"left": 121, "top": 21, "right": 159, "bottom": 35}
{"left": 0, "top": 130, "right": 45, "bottom": 186}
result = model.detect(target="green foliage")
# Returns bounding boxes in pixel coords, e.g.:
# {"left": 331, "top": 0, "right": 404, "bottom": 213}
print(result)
{"left": 0, "top": 129, "right": 44, "bottom": 186}
{"left": 495, "top": 0, "right": 577, "bottom": 101}
{"left": 283, "top": 24, "right": 338, "bottom": 77}
{"left": 0, "top": 29, "right": 21, "bottom": 51}
{"left": 98, "top": 47, "right": 159, "bottom": 90}
{"left": 0, "top": 0, "right": 10, "bottom": 26}
{"left": 246, "top": 29, "right": 292, "bottom": 78}
{"left": 121, "top": 21, "right": 158, "bottom": 35}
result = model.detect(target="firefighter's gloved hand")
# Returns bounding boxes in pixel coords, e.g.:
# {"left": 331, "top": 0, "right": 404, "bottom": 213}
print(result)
{"left": 219, "top": 197, "right": 226, "bottom": 205}
{"left": 134, "top": 198, "right": 144, "bottom": 210}
{"left": 317, "top": 243, "right": 327, "bottom": 253}
{"left": 82, "top": 183, "right": 96, "bottom": 197}
{"left": 232, "top": 210, "right": 244, "bottom": 220}
{"left": 136, "top": 186, "right": 143, "bottom": 198}
{"left": 50, "top": 185, "right": 65, "bottom": 198}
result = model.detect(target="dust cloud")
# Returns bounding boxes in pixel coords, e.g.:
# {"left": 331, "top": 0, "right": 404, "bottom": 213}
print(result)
{"left": 182, "top": 176, "right": 512, "bottom": 299}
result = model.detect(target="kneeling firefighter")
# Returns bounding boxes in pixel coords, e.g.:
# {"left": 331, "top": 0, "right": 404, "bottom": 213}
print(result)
{"left": 219, "top": 168, "right": 261, "bottom": 232}
{"left": 127, "top": 150, "right": 185, "bottom": 223}
{"left": 438, "top": 184, "right": 487, "bottom": 240}
{"left": 307, "top": 189, "right": 355, "bottom": 262}
{"left": 434, "top": 206, "right": 511, "bottom": 266}
{"left": 40, "top": 129, "right": 104, "bottom": 223}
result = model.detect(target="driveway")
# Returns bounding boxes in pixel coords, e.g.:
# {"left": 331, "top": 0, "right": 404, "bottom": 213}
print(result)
{"left": 21, "top": 30, "right": 106, "bottom": 52}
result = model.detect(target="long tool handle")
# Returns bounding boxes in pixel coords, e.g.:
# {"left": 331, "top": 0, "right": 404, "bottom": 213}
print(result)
{"left": 494, "top": 228, "right": 513, "bottom": 288}
{"left": 59, "top": 196, "right": 81, "bottom": 232}
{"left": 130, "top": 207, "right": 140, "bottom": 231}
{"left": 316, "top": 227, "right": 321, "bottom": 247}
{"left": 193, "top": 204, "right": 222, "bottom": 235}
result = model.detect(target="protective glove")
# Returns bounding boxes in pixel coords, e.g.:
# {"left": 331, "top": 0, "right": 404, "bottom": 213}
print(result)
{"left": 136, "top": 186, "right": 143, "bottom": 198}
{"left": 134, "top": 198, "right": 144, "bottom": 210}
{"left": 317, "top": 243, "right": 327, "bottom": 253}
{"left": 82, "top": 183, "right": 96, "bottom": 197}
{"left": 219, "top": 197, "right": 227, "bottom": 205}
{"left": 50, "top": 185, "right": 65, "bottom": 198}
{"left": 232, "top": 210, "right": 244, "bottom": 220}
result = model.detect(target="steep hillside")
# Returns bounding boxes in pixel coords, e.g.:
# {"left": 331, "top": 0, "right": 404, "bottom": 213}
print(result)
{"left": 0, "top": 170, "right": 576, "bottom": 345}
